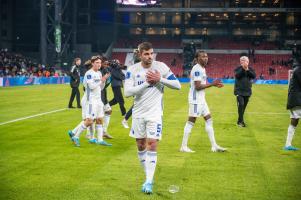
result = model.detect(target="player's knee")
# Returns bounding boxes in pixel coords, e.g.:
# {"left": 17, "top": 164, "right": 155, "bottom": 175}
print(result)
{"left": 105, "top": 110, "right": 112, "bottom": 115}
{"left": 85, "top": 119, "right": 93, "bottom": 126}
{"left": 188, "top": 116, "right": 196, "bottom": 123}
{"left": 96, "top": 118, "right": 103, "bottom": 124}
{"left": 147, "top": 140, "right": 158, "bottom": 151}
{"left": 137, "top": 143, "right": 146, "bottom": 151}
{"left": 204, "top": 114, "right": 211, "bottom": 121}
{"left": 291, "top": 118, "right": 299, "bottom": 127}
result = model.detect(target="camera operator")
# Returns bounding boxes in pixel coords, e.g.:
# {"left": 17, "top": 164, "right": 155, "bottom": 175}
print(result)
{"left": 108, "top": 59, "right": 127, "bottom": 116}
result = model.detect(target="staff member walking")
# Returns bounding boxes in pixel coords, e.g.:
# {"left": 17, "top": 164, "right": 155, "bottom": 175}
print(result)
{"left": 68, "top": 57, "right": 82, "bottom": 108}
{"left": 284, "top": 58, "right": 301, "bottom": 151}
{"left": 109, "top": 60, "right": 126, "bottom": 116}
{"left": 234, "top": 56, "right": 256, "bottom": 127}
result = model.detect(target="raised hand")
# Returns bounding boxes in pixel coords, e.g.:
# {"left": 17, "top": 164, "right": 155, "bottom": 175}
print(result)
{"left": 101, "top": 73, "right": 111, "bottom": 82}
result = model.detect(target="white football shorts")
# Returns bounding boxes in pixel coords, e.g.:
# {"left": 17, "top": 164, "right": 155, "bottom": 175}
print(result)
{"left": 129, "top": 117, "right": 162, "bottom": 140}
{"left": 84, "top": 99, "right": 104, "bottom": 120}
{"left": 188, "top": 103, "right": 210, "bottom": 117}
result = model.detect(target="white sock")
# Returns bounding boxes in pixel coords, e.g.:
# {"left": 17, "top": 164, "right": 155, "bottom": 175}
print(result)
{"left": 74, "top": 121, "right": 87, "bottom": 138}
{"left": 72, "top": 123, "right": 81, "bottom": 135}
{"left": 96, "top": 124, "right": 104, "bottom": 142}
{"left": 103, "top": 114, "right": 111, "bottom": 133}
{"left": 138, "top": 149, "right": 147, "bottom": 174}
{"left": 181, "top": 121, "right": 194, "bottom": 147}
{"left": 145, "top": 151, "right": 157, "bottom": 183}
{"left": 205, "top": 118, "right": 217, "bottom": 147}
{"left": 285, "top": 124, "right": 296, "bottom": 147}
{"left": 87, "top": 123, "right": 95, "bottom": 139}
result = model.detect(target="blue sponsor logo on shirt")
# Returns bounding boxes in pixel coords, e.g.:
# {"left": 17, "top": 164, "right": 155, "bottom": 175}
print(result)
{"left": 195, "top": 71, "right": 200, "bottom": 76}
{"left": 126, "top": 72, "right": 131, "bottom": 79}
{"left": 138, "top": 80, "right": 144, "bottom": 85}
{"left": 87, "top": 74, "right": 92, "bottom": 79}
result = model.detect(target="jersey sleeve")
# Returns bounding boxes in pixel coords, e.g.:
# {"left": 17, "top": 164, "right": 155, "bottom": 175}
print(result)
{"left": 86, "top": 71, "right": 101, "bottom": 90}
{"left": 124, "top": 67, "right": 150, "bottom": 97}
{"left": 159, "top": 62, "right": 181, "bottom": 90}
{"left": 191, "top": 68, "right": 203, "bottom": 82}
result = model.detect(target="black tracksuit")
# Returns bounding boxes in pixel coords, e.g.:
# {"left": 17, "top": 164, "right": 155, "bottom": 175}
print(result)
{"left": 234, "top": 66, "right": 256, "bottom": 124}
{"left": 287, "top": 65, "right": 301, "bottom": 110}
{"left": 68, "top": 65, "right": 81, "bottom": 108}
{"left": 100, "top": 67, "right": 111, "bottom": 105}
{"left": 109, "top": 67, "right": 126, "bottom": 116}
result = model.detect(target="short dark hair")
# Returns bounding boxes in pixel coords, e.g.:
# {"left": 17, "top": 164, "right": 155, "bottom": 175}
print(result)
{"left": 195, "top": 50, "right": 206, "bottom": 58}
{"left": 138, "top": 42, "right": 153, "bottom": 53}
{"left": 73, "top": 57, "right": 81, "bottom": 65}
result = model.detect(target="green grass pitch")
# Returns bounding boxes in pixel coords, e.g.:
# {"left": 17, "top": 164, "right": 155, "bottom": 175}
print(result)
{"left": 0, "top": 84, "right": 300, "bottom": 200}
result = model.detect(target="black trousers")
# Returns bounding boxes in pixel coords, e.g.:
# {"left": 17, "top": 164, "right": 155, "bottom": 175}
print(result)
{"left": 125, "top": 105, "right": 133, "bottom": 120}
{"left": 236, "top": 95, "right": 250, "bottom": 123}
{"left": 109, "top": 86, "right": 126, "bottom": 116}
{"left": 68, "top": 87, "right": 80, "bottom": 107}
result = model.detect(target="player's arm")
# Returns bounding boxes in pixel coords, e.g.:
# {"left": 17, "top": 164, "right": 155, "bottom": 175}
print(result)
{"left": 124, "top": 71, "right": 150, "bottom": 97}
{"left": 159, "top": 73, "right": 181, "bottom": 90}
{"left": 247, "top": 67, "right": 256, "bottom": 79}
{"left": 159, "top": 69, "right": 181, "bottom": 90}
{"left": 146, "top": 67, "right": 181, "bottom": 90}
{"left": 234, "top": 67, "right": 246, "bottom": 79}
{"left": 194, "top": 79, "right": 223, "bottom": 91}
{"left": 100, "top": 73, "right": 110, "bottom": 90}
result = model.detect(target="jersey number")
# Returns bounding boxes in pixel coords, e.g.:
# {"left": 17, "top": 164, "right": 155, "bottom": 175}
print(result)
{"left": 157, "top": 124, "right": 162, "bottom": 133}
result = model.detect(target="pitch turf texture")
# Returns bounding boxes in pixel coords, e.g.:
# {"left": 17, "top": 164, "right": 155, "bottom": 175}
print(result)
{"left": 0, "top": 84, "right": 300, "bottom": 200}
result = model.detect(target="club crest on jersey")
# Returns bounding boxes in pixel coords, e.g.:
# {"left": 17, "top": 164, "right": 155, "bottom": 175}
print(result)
{"left": 87, "top": 75, "right": 92, "bottom": 79}
{"left": 126, "top": 72, "right": 131, "bottom": 79}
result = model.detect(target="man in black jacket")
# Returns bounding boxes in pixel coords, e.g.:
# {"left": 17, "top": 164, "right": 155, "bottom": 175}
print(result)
{"left": 109, "top": 60, "right": 126, "bottom": 116}
{"left": 284, "top": 59, "right": 301, "bottom": 151}
{"left": 234, "top": 56, "right": 256, "bottom": 127}
{"left": 68, "top": 58, "right": 81, "bottom": 108}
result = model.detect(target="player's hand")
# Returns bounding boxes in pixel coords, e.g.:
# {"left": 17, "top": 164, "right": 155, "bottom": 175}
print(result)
{"left": 242, "top": 65, "right": 249, "bottom": 71}
{"left": 212, "top": 79, "right": 223, "bottom": 88}
{"left": 101, "top": 73, "right": 110, "bottom": 82}
{"left": 146, "top": 70, "right": 161, "bottom": 85}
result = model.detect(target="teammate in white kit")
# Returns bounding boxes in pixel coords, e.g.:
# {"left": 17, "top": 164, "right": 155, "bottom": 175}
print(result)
{"left": 68, "top": 55, "right": 111, "bottom": 147}
{"left": 124, "top": 42, "right": 181, "bottom": 194}
{"left": 180, "top": 50, "right": 227, "bottom": 153}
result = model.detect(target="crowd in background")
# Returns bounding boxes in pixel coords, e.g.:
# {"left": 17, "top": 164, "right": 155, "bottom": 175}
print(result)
{"left": 0, "top": 49, "right": 66, "bottom": 78}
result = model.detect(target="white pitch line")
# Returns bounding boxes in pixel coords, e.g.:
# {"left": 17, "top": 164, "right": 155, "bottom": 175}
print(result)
{"left": 0, "top": 108, "right": 68, "bottom": 126}
{"left": 214, "top": 111, "right": 288, "bottom": 115}
{"left": 172, "top": 110, "right": 288, "bottom": 115}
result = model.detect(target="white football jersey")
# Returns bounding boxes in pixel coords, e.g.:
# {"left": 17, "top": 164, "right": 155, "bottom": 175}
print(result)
{"left": 125, "top": 61, "right": 173, "bottom": 120}
{"left": 83, "top": 69, "right": 103, "bottom": 102}
{"left": 189, "top": 63, "right": 207, "bottom": 104}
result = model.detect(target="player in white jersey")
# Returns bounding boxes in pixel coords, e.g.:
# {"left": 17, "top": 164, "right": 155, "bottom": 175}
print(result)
{"left": 67, "top": 55, "right": 111, "bottom": 147}
{"left": 124, "top": 42, "right": 181, "bottom": 194}
{"left": 180, "top": 50, "right": 227, "bottom": 153}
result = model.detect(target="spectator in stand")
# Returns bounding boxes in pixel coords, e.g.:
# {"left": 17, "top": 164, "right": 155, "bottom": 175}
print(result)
{"left": 0, "top": 49, "right": 64, "bottom": 78}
